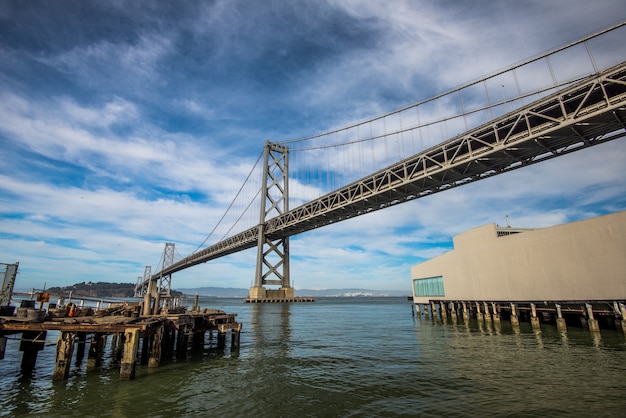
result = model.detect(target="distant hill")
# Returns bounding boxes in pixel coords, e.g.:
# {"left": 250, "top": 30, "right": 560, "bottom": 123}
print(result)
{"left": 45, "top": 281, "right": 183, "bottom": 298}
{"left": 177, "top": 286, "right": 408, "bottom": 298}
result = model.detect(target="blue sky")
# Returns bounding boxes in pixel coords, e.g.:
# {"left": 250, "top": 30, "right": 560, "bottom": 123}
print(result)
{"left": 1, "top": 0, "right": 625, "bottom": 293}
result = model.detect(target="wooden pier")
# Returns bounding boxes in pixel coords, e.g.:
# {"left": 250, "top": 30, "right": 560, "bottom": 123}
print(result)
{"left": 0, "top": 302, "right": 241, "bottom": 380}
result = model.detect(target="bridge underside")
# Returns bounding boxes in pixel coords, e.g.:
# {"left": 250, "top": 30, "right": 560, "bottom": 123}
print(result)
{"left": 151, "top": 60, "right": 626, "bottom": 281}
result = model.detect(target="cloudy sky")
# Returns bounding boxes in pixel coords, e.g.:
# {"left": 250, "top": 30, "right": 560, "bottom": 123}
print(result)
{"left": 1, "top": 0, "right": 625, "bottom": 293}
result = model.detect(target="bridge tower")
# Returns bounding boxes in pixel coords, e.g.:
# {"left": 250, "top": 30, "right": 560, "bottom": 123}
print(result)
{"left": 158, "top": 242, "right": 175, "bottom": 297}
{"left": 134, "top": 265, "right": 152, "bottom": 298}
{"left": 142, "top": 243, "right": 175, "bottom": 315}
{"left": 248, "top": 141, "right": 294, "bottom": 301}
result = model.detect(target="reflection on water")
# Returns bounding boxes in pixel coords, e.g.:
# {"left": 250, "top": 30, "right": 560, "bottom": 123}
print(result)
{"left": 1, "top": 297, "right": 625, "bottom": 417}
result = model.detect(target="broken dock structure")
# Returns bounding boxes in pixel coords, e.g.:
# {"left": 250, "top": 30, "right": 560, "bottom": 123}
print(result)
{"left": 0, "top": 302, "right": 241, "bottom": 381}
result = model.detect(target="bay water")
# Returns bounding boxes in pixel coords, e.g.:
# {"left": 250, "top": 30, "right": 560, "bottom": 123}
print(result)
{"left": 1, "top": 297, "right": 625, "bottom": 417}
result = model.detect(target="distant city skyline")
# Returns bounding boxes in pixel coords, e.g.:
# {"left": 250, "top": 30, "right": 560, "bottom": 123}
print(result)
{"left": 1, "top": 1, "right": 625, "bottom": 292}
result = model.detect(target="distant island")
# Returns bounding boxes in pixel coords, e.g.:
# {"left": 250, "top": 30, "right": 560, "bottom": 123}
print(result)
{"left": 45, "top": 281, "right": 183, "bottom": 299}
{"left": 177, "top": 286, "right": 408, "bottom": 298}
{"left": 34, "top": 282, "right": 405, "bottom": 299}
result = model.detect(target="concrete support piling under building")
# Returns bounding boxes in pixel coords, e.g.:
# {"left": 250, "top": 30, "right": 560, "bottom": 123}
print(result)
{"left": 530, "top": 303, "right": 541, "bottom": 332}
{"left": 450, "top": 302, "right": 457, "bottom": 322}
{"left": 555, "top": 304, "right": 567, "bottom": 333}
{"left": 586, "top": 304, "right": 600, "bottom": 333}
{"left": 618, "top": 303, "right": 626, "bottom": 335}
{"left": 412, "top": 300, "right": 626, "bottom": 337}
{"left": 475, "top": 303, "right": 483, "bottom": 322}
{"left": 462, "top": 302, "right": 469, "bottom": 323}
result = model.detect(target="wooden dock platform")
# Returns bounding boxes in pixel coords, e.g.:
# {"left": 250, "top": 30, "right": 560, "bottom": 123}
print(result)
{"left": 0, "top": 303, "right": 241, "bottom": 380}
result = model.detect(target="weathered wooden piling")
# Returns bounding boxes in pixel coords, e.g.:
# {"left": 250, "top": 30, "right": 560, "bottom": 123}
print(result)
{"left": 120, "top": 328, "right": 140, "bottom": 380}
{"left": 53, "top": 331, "right": 75, "bottom": 380}
{"left": 87, "top": 333, "right": 107, "bottom": 368}
{"left": 148, "top": 324, "right": 164, "bottom": 368}
{"left": 75, "top": 332, "right": 87, "bottom": 362}
{"left": 19, "top": 331, "right": 46, "bottom": 373}
{"left": 231, "top": 323, "right": 242, "bottom": 349}
{"left": 0, "top": 336, "right": 7, "bottom": 360}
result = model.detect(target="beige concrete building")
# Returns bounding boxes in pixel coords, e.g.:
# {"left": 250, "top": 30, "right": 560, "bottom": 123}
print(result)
{"left": 411, "top": 210, "right": 626, "bottom": 304}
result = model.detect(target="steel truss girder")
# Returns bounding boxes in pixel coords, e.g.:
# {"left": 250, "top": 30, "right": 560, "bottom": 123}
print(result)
{"left": 265, "top": 61, "right": 626, "bottom": 237}
{"left": 155, "top": 61, "right": 626, "bottom": 278}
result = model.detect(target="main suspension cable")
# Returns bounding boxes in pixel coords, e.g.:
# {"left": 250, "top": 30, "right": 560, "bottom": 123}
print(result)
{"left": 192, "top": 150, "right": 264, "bottom": 253}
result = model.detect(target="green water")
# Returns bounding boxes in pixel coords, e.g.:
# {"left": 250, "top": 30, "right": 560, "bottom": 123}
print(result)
{"left": 1, "top": 297, "right": 625, "bottom": 417}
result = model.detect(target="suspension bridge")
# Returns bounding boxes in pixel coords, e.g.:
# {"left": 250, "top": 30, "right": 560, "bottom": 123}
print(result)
{"left": 136, "top": 22, "right": 626, "bottom": 302}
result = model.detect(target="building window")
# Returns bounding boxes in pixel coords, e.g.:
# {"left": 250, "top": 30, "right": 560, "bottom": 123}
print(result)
{"left": 413, "top": 276, "right": 445, "bottom": 297}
